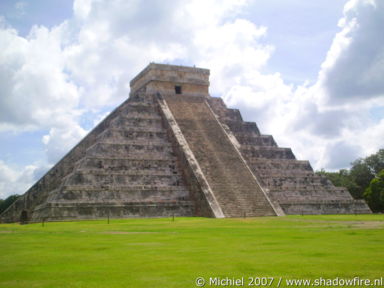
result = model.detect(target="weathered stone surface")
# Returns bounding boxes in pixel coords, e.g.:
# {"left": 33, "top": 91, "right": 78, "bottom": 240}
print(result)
{"left": 0, "top": 63, "right": 371, "bottom": 222}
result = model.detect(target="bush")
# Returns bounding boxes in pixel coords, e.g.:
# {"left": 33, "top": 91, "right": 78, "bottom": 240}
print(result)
{"left": 364, "top": 170, "right": 384, "bottom": 212}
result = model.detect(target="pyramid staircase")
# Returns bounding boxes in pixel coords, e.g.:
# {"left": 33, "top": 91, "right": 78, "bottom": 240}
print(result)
{"left": 161, "top": 94, "right": 278, "bottom": 217}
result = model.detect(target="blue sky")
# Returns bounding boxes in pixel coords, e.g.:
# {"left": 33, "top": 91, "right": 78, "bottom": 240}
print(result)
{"left": 0, "top": 0, "right": 383, "bottom": 198}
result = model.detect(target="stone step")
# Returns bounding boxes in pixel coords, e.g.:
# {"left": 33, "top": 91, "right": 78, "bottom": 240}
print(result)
{"left": 127, "top": 98, "right": 157, "bottom": 105}
{"left": 248, "top": 159, "right": 313, "bottom": 172}
{"left": 266, "top": 182, "right": 332, "bottom": 190}
{"left": 279, "top": 199, "right": 371, "bottom": 215}
{"left": 112, "top": 124, "right": 165, "bottom": 133}
{"left": 225, "top": 121, "right": 261, "bottom": 136}
{"left": 97, "top": 138, "right": 172, "bottom": 147}
{"left": 236, "top": 135, "right": 277, "bottom": 146}
{"left": 124, "top": 101, "right": 154, "bottom": 107}
{"left": 268, "top": 185, "right": 353, "bottom": 195}
{"left": 51, "top": 187, "right": 191, "bottom": 202}
{"left": 208, "top": 104, "right": 243, "bottom": 122}
{"left": 221, "top": 108, "right": 243, "bottom": 122}
{"left": 33, "top": 201, "right": 195, "bottom": 220}
{"left": 103, "top": 125, "right": 166, "bottom": 133}
{"left": 110, "top": 116, "right": 164, "bottom": 129}
{"left": 269, "top": 189, "right": 354, "bottom": 201}
{"left": 257, "top": 170, "right": 315, "bottom": 178}
{"left": 86, "top": 142, "right": 175, "bottom": 158}
{"left": 97, "top": 128, "right": 167, "bottom": 143}
{"left": 207, "top": 97, "right": 242, "bottom": 121}
{"left": 95, "top": 139, "right": 170, "bottom": 146}
{"left": 65, "top": 171, "right": 184, "bottom": 186}
{"left": 242, "top": 146, "right": 295, "bottom": 160}
{"left": 75, "top": 168, "right": 181, "bottom": 176}
{"left": 78, "top": 154, "right": 177, "bottom": 162}
{"left": 60, "top": 185, "right": 190, "bottom": 192}
{"left": 120, "top": 103, "right": 158, "bottom": 115}
{"left": 114, "top": 114, "right": 162, "bottom": 121}
{"left": 77, "top": 157, "right": 179, "bottom": 173}
{"left": 262, "top": 174, "right": 333, "bottom": 187}
{"left": 95, "top": 137, "right": 170, "bottom": 146}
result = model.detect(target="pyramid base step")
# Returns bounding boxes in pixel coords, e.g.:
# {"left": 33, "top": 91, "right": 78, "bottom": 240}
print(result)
{"left": 30, "top": 202, "right": 194, "bottom": 221}
{"left": 280, "top": 200, "right": 371, "bottom": 215}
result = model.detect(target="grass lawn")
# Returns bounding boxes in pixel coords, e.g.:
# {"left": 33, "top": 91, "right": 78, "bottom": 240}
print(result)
{"left": 0, "top": 215, "right": 383, "bottom": 287}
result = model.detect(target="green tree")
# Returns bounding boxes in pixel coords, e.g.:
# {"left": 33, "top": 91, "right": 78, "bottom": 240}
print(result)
{"left": 0, "top": 194, "right": 20, "bottom": 214}
{"left": 364, "top": 170, "right": 384, "bottom": 212}
{"left": 365, "top": 149, "right": 384, "bottom": 174}
{"left": 316, "top": 149, "right": 384, "bottom": 200}
{"left": 348, "top": 149, "right": 384, "bottom": 199}
{"left": 349, "top": 160, "right": 374, "bottom": 198}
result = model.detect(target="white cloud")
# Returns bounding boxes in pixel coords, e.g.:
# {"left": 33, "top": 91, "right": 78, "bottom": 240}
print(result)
{"left": 215, "top": 0, "right": 384, "bottom": 171}
{"left": 73, "top": 0, "right": 92, "bottom": 20}
{"left": 308, "top": 0, "right": 384, "bottom": 167}
{"left": 0, "top": 23, "right": 81, "bottom": 129}
{"left": 0, "top": 160, "right": 44, "bottom": 199}
{"left": 319, "top": 0, "right": 384, "bottom": 102}
{"left": 63, "top": 0, "right": 257, "bottom": 107}
{"left": 193, "top": 19, "right": 273, "bottom": 95}
{"left": 42, "top": 123, "right": 87, "bottom": 164}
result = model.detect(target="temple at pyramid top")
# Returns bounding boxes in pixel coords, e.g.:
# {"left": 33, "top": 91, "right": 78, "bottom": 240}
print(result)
{"left": 1, "top": 63, "right": 371, "bottom": 223}
{"left": 130, "top": 63, "right": 210, "bottom": 97}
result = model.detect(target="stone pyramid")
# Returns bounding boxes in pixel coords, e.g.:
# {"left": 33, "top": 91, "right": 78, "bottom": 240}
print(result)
{"left": 1, "top": 63, "right": 371, "bottom": 222}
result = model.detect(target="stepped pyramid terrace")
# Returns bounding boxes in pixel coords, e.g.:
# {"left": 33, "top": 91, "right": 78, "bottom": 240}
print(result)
{"left": 0, "top": 63, "right": 371, "bottom": 222}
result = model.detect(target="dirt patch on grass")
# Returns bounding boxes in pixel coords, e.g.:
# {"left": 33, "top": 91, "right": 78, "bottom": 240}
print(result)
{"left": 349, "top": 221, "right": 384, "bottom": 229}
{"left": 102, "top": 231, "right": 159, "bottom": 234}
{"left": 287, "top": 218, "right": 384, "bottom": 229}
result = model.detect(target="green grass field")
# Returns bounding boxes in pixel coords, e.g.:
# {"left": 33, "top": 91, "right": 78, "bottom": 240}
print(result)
{"left": 0, "top": 215, "right": 383, "bottom": 288}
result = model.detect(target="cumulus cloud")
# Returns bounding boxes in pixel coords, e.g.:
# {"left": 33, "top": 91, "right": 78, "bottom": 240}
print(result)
{"left": 0, "top": 22, "right": 81, "bottom": 130}
{"left": 0, "top": 160, "right": 44, "bottom": 199}
{"left": 64, "top": 0, "right": 256, "bottom": 107}
{"left": 42, "top": 123, "right": 87, "bottom": 163}
{"left": 310, "top": 0, "right": 384, "bottom": 167}
{"left": 319, "top": 0, "right": 384, "bottom": 102}
{"left": 1, "top": 0, "right": 268, "bottom": 121}
{"left": 216, "top": 0, "right": 384, "bottom": 170}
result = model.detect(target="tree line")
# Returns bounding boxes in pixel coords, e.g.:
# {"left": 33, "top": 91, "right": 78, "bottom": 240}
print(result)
{"left": 316, "top": 149, "right": 384, "bottom": 212}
